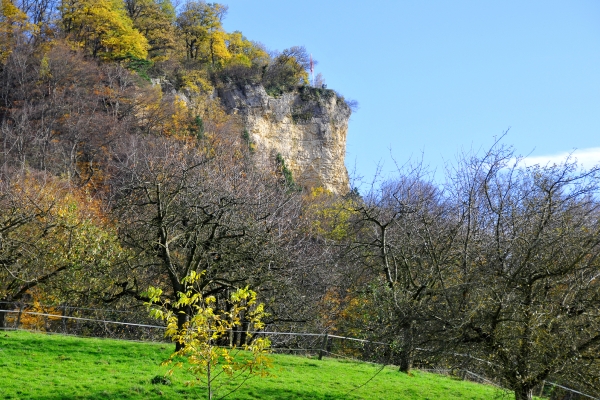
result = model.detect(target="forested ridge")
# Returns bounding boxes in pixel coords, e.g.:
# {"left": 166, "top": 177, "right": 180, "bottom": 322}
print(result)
{"left": 1, "top": 2, "right": 600, "bottom": 399}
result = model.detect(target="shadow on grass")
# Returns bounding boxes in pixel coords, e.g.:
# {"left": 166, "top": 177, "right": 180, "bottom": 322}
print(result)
{"left": 10, "top": 388, "right": 350, "bottom": 400}
{"left": 244, "top": 388, "right": 355, "bottom": 399}
{"left": 6, "top": 389, "right": 198, "bottom": 400}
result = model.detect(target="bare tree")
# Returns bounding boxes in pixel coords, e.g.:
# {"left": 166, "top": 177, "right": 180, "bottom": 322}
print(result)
{"left": 109, "top": 132, "right": 300, "bottom": 349}
{"left": 343, "top": 145, "right": 600, "bottom": 398}
{"left": 439, "top": 145, "right": 600, "bottom": 400}
{"left": 15, "top": 0, "right": 59, "bottom": 28}
{"left": 346, "top": 164, "right": 460, "bottom": 372}
{"left": 0, "top": 40, "right": 139, "bottom": 188}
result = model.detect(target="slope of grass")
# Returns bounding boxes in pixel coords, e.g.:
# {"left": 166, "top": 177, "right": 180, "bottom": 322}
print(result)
{"left": 0, "top": 330, "right": 512, "bottom": 399}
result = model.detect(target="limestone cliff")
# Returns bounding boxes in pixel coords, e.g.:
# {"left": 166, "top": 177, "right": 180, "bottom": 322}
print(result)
{"left": 219, "top": 84, "right": 351, "bottom": 194}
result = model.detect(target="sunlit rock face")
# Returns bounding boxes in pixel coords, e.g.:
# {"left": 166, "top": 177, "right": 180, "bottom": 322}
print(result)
{"left": 219, "top": 84, "right": 351, "bottom": 195}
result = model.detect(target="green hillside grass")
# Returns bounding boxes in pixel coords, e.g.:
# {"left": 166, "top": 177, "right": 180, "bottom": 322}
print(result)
{"left": 0, "top": 330, "right": 513, "bottom": 400}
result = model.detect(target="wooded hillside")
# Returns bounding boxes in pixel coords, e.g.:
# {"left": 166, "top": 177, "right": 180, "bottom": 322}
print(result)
{"left": 1, "top": 2, "right": 599, "bottom": 399}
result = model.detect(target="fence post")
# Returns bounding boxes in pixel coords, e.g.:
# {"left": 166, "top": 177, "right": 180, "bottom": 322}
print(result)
{"left": 318, "top": 332, "right": 328, "bottom": 360}
{"left": 62, "top": 305, "right": 67, "bottom": 334}
{"left": 16, "top": 302, "right": 24, "bottom": 329}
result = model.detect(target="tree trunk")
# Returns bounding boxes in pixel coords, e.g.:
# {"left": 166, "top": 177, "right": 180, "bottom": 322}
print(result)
{"left": 207, "top": 355, "right": 212, "bottom": 400}
{"left": 175, "top": 306, "right": 190, "bottom": 352}
{"left": 0, "top": 309, "right": 6, "bottom": 330}
{"left": 398, "top": 350, "right": 412, "bottom": 373}
{"left": 398, "top": 322, "right": 414, "bottom": 373}
{"left": 0, "top": 297, "right": 11, "bottom": 330}
{"left": 240, "top": 319, "right": 249, "bottom": 346}
{"left": 514, "top": 386, "right": 534, "bottom": 400}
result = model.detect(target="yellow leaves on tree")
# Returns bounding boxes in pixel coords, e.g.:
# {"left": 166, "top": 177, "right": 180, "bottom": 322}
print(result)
{"left": 0, "top": 0, "right": 35, "bottom": 65}
{"left": 124, "top": 0, "right": 176, "bottom": 61}
{"left": 226, "top": 31, "right": 269, "bottom": 68}
{"left": 146, "top": 271, "right": 272, "bottom": 400}
{"left": 134, "top": 86, "right": 195, "bottom": 138}
{"left": 0, "top": 171, "right": 122, "bottom": 320}
{"left": 176, "top": 1, "right": 230, "bottom": 67}
{"left": 5, "top": 290, "right": 63, "bottom": 331}
{"left": 167, "top": 94, "right": 190, "bottom": 137}
{"left": 177, "top": 68, "right": 213, "bottom": 95}
{"left": 61, "top": 0, "right": 148, "bottom": 60}
{"left": 205, "top": 29, "right": 230, "bottom": 68}
{"left": 304, "top": 187, "right": 357, "bottom": 241}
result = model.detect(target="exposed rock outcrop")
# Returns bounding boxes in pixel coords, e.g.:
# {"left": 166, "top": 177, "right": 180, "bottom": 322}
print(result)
{"left": 219, "top": 84, "right": 351, "bottom": 194}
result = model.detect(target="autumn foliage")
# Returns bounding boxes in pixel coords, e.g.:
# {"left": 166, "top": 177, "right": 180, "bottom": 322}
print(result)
{"left": 1, "top": 2, "right": 600, "bottom": 400}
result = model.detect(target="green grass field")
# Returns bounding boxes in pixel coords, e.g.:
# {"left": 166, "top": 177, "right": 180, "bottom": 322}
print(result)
{"left": 0, "top": 330, "right": 514, "bottom": 399}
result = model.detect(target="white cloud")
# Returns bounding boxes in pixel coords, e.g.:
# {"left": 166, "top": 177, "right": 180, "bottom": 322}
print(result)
{"left": 518, "top": 148, "right": 600, "bottom": 169}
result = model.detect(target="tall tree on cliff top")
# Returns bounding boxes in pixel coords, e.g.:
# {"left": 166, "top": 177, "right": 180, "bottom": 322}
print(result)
{"left": 60, "top": 0, "right": 148, "bottom": 59}
{"left": 176, "top": 1, "right": 229, "bottom": 66}
{"left": 262, "top": 46, "right": 311, "bottom": 94}
{"left": 123, "top": 0, "right": 175, "bottom": 61}
{"left": 225, "top": 31, "right": 269, "bottom": 68}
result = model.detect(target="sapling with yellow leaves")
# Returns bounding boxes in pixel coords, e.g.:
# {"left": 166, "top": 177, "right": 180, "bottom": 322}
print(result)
{"left": 146, "top": 271, "right": 272, "bottom": 400}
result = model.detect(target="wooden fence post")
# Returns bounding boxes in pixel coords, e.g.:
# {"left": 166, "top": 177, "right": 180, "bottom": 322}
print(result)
{"left": 16, "top": 302, "right": 24, "bottom": 329}
{"left": 318, "top": 332, "right": 328, "bottom": 360}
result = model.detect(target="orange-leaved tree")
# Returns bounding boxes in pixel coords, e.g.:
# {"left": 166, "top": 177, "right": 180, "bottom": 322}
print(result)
{"left": 0, "top": 170, "right": 122, "bottom": 328}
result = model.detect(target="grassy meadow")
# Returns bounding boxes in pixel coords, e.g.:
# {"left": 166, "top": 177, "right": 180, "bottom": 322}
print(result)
{"left": 0, "top": 330, "right": 514, "bottom": 399}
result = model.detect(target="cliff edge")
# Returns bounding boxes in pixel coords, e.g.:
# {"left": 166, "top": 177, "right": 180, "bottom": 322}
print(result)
{"left": 219, "top": 84, "right": 351, "bottom": 194}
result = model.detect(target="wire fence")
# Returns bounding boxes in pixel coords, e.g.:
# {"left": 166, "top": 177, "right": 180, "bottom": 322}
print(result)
{"left": 0, "top": 301, "right": 597, "bottom": 400}
{"left": 0, "top": 301, "right": 393, "bottom": 361}
{"left": 0, "top": 301, "right": 165, "bottom": 342}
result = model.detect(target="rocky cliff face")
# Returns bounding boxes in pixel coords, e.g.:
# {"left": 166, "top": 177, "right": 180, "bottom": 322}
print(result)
{"left": 219, "top": 84, "right": 351, "bottom": 194}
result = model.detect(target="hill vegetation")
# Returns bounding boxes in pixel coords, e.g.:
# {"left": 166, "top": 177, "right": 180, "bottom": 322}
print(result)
{"left": 1, "top": 2, "right": 600, "bottom": 400}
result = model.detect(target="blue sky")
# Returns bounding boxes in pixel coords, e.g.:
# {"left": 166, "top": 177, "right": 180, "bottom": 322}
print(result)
{"left": 220, "top": 1, "right": 600, "bottom": 188}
